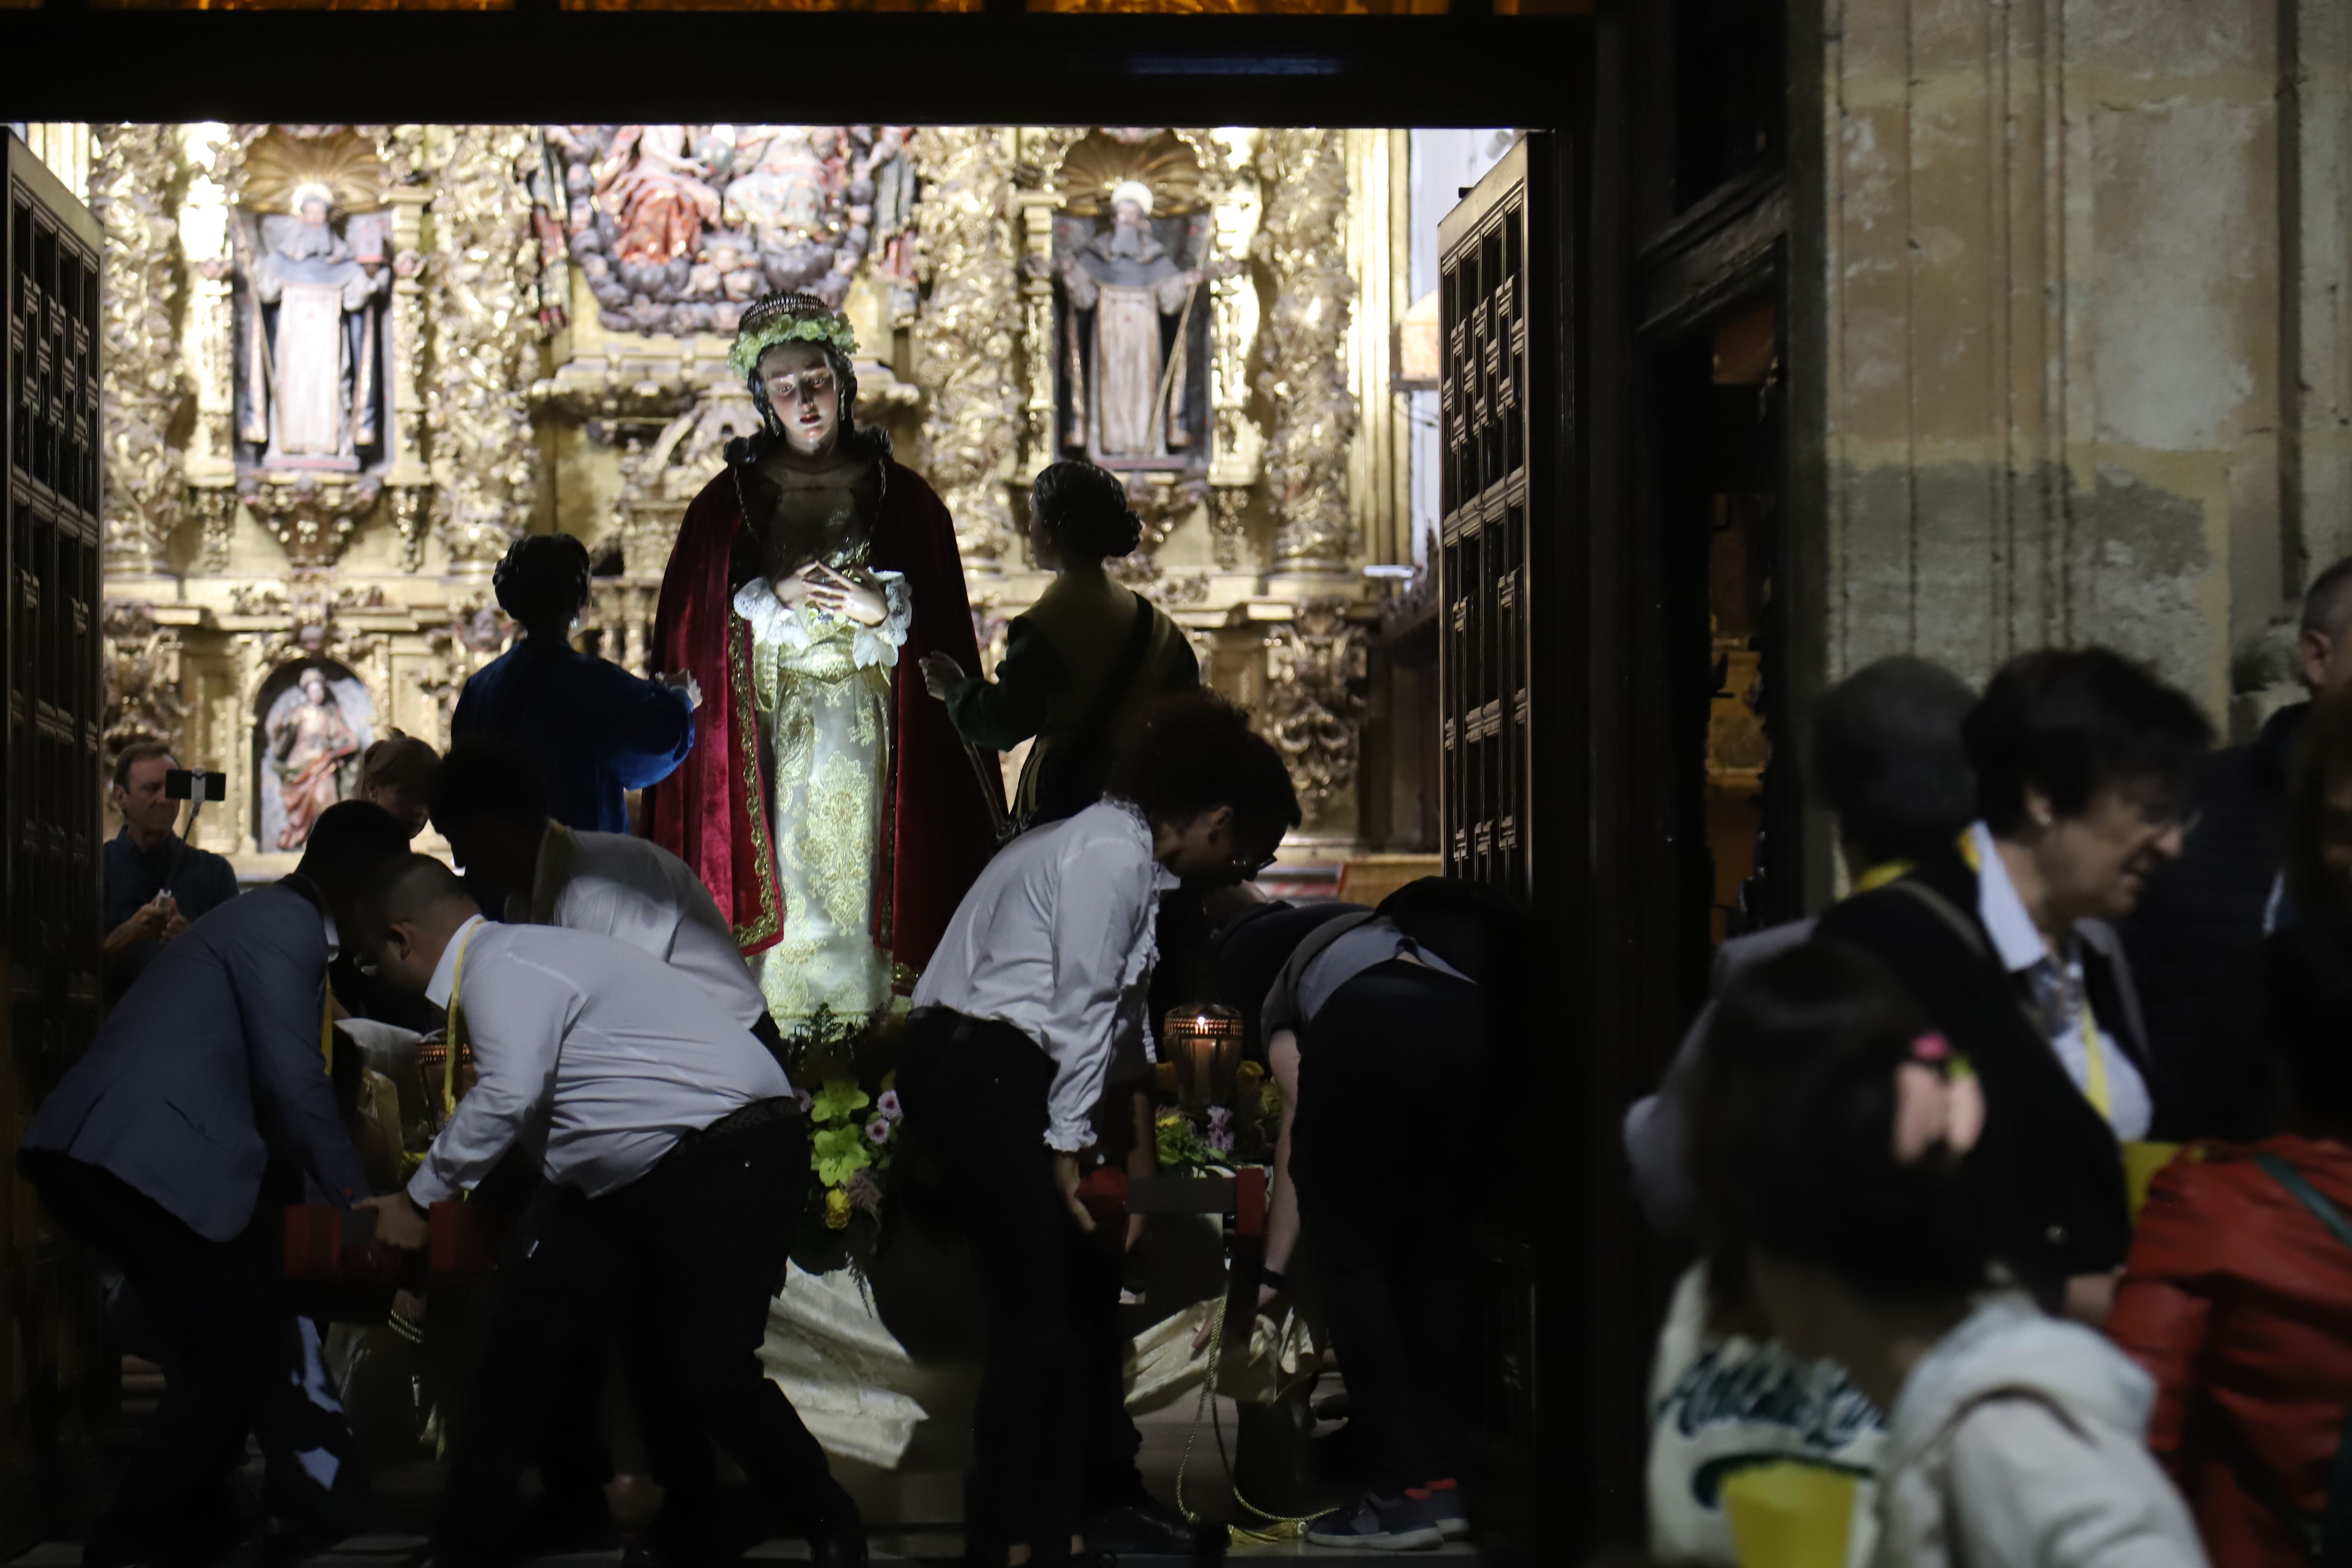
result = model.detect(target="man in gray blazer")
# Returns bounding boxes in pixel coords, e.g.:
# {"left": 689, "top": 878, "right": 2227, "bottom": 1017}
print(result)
{"left": 18, "top": 801, "right": 414, "bottom": 1568}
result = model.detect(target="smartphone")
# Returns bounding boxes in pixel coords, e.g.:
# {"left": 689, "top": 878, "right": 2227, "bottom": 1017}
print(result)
{"left": 164, "top": 769, "right": 227, "bottom": 803}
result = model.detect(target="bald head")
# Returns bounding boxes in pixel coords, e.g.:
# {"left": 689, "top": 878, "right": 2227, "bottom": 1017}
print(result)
{"left": 361, "top": 853, "right": 485, "bottom": 996}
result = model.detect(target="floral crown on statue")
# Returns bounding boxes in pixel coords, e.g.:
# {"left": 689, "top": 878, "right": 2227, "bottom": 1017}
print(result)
{"left": 728, "top": 292, "right": 860, "bottom": 382}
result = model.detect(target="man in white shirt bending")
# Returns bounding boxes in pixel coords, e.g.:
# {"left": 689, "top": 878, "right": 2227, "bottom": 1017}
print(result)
{"left": 904, "top": 692, "right": 1301, "bottom": 1568}
{"left": 355, "top": 856, "right": 861, "bottom": 1568}
{"left": 426, "top": 737, "right": 786, "bottom": 1553}
{"left": 428, "top": 737, "right": 779, "bottom": 1052}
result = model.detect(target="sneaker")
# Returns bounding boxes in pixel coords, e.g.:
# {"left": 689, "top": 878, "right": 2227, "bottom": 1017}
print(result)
{"left": 1409, "top": 1479, "right": 1471, "bottom": 1542}
{"left": 1305, "top": 1492, "right": 1443, "bottom": 1552}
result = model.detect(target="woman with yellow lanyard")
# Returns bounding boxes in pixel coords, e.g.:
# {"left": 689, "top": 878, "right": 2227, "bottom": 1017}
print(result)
{"left": 1816, "top": 647, "right": 2211, "bottom": 1325}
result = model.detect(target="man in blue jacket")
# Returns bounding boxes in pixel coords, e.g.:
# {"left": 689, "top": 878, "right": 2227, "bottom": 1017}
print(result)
{"left": 18, "top": 801, "right": 414, "bottom": 1568}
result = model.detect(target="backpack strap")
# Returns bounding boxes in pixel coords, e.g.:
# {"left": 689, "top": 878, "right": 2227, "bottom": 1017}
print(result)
{"left": 2253, "top": 1151, "right": 2352, "bottom": 1562}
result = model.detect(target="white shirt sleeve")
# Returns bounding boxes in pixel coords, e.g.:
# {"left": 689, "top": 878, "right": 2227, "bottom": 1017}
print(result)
{"left": 1944, "top": 1397, "right": 2209, "bottom": 1568}
{"left": 1039, "top": 838, "right": 1157, "bottom": 1152}
{"left": 406, "top": 961, "right": 573, "bottom": 1206}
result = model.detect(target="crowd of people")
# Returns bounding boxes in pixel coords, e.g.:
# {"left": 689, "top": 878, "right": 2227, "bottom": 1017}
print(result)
{"left": 1635, "top": 556, "right": 2352, "bottom": 1568}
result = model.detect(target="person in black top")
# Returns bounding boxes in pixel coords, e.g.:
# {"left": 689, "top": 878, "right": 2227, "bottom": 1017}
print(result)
{"left": 1814, "top": 647, "right": 2209, "bottom": 1321}
{"left": 921, "top": 460, "right": 1198, "bottom": 827}
{"left": 103, "top": 741, "right": 243, "bottom": 1000}
{"left": 2122, "top": 554, "right": 2352, "bottom": 1132}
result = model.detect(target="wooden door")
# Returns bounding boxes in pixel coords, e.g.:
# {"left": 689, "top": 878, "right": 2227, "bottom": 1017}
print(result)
{"left": 1434, "top": 132, "right": 1563, "bottom": 1545}
{"left": 3, "top": 131, "right": 108, "bottom": 1554}
{"left": 1436, "top": 136, "right": 1550, "bottom": 901}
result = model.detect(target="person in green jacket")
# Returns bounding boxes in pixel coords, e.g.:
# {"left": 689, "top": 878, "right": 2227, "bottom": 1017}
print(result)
{"left": 921, "top": 459, "right": 1199, "bottom": 825}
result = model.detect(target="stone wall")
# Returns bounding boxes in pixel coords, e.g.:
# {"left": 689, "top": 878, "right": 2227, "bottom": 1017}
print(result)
{"left": 1803, "top": 0, "right": 2352, "bottom": 731}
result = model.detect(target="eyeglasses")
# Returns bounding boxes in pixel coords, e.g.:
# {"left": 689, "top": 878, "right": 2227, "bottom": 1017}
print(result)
{"left": 761, "top": 368, "right": 835, "bottom": 407}
{"left": 1230, "top": 848, "right": 1279, "bottom": 878}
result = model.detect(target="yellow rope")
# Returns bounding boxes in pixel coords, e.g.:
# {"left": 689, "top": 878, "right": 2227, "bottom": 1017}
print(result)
{"left": 1172, "top": 1293, "right": 1330, "bottom": 1544}
{"left": 442, "top": 922, "right": 480, "bottom": 1118}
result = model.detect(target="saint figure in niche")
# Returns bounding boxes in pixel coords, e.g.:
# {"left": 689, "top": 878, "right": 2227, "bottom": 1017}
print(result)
{"left": 270, "top": 668, "right": 362, "bottom": 851}
{"left": 647, "top": 292, "right": 1001, "bottom": 1030}
{"left": 1035, "top": 178, "right": 1235, "bottom": 463}
{"left": 239, "top": 182, "right": 391, "bottom": 472}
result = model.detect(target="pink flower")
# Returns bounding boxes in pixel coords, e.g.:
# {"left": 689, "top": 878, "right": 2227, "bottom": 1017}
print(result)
{"left": 865, "top": 1116, "right": 893, "bottom": 1146}
{"left": 876, "top": 1089, "right": 903, "bottom": 1120}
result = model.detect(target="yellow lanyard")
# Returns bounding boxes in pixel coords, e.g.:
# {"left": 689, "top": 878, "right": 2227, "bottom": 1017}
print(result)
{"left": 320, "top": 988, "right": 335, "bottom": 1077}
{"left": 1853, "top": 859, "right": 1913, "bottom": 894}
{"left": 1957, "top": 830, "right": 2113, "bottom": 1121}
{"left": 443, "top": 922, "right": 480, "bottom": 1119}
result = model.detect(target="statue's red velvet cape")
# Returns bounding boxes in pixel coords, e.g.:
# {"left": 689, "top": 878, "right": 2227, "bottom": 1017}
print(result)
{"left": 644, "top": 451, "right": 1002, "bottom": 978}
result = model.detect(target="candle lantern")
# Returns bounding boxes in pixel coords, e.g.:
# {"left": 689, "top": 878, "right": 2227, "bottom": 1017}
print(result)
{"left": 1164, "top": 1003, "right": 1244, "bottom": 1111}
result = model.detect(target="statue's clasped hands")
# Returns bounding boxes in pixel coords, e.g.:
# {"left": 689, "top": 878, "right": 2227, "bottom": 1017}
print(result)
{"left": 777, "top": 562, "right": 889, "bottom": 628}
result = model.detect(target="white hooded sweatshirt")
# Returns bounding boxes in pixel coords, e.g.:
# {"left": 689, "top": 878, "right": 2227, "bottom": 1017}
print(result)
{"left": 1873, "top": 1296, "right": 2208, "bottom": 1568}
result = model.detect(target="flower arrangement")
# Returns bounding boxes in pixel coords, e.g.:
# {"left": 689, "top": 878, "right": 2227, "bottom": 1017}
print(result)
{"left": 1153, "top": 1059, "right": 1278, "bottom": 1176}
{"left": 779, "top": 1003, "right": 904, "bottom": 1275}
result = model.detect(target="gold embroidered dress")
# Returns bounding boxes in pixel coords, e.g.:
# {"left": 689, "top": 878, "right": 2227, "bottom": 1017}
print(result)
{"left": 730, "top": 459, "right": 912, "bottom": 1029}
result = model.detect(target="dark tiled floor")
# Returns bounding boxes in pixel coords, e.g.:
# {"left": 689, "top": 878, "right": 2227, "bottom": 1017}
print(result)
{"left": 10, "top": 1396, "right": 1483, "bottom": 1567}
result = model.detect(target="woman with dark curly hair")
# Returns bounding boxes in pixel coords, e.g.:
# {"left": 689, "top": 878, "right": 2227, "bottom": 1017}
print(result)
{"left": 1814, "top": 646, "right": 2211, "bottom": 1321}
{"left": 922, "top": 459, "right": 1199, "bottom": 828}
{"left": 452, "top": 532, "right": 699, "bottom": 835}
{"left": 902, "top": 692, "right": 1297, "bottom": 1568}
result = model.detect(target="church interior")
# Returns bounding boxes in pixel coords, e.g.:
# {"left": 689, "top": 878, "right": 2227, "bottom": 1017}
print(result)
{"left": 73, "top": 121, "right": 1468, "bottom": 897}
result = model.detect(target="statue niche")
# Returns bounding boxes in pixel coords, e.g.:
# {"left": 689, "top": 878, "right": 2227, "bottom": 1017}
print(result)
{"left": 254, "top": 660, "right": 375, "bottom": 854}
{"left": 230, "top": 130, "right": 394, "bottom": 476}
{"left": 548, "top": 125, "right": 914, "bottom": 338}
{"left": 1033, "top": 133, "right": 1237, "bottom": 475}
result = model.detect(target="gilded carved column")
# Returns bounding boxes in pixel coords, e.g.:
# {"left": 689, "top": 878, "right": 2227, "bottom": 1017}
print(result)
{"left": 92, "top": 124, "right": 190, "bottom": 577}
{"left": 910, "top": 126, "right": 1020, "bottom": 573}
{"left": 1254, "top": 129, "right": 1358, "bottom": 578}
{"left": 1262, "top": 597, "right": 1368, "bottom": 836}
{"left": 426, "top": 125, "right": 540, "bottom": 574}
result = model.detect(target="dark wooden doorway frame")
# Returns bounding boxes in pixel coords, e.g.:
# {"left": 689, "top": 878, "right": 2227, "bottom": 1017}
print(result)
{"left": 0, "top": 18, "right": 1706, "bottom": 1556}
{"left": 0, "top": 13, "right": 1590, "bottom": 126}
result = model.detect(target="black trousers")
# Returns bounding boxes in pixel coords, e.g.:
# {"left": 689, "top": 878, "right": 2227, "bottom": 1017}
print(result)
{"left": 1293, "top": 961, "right": 1485, "bottom": 1497}
{"left": 19, "top": 1151, "right": 296, "bottom": 1562}
{"left": 436, "top": 1111, "right": 847, "bottom": 1554}
{"left": 900, "top": 1010, "right": 1117, "bottom": 1556}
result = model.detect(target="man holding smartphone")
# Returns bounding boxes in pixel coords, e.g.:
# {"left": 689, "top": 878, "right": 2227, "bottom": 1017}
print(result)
{"left": 104, "top": 741, "right": 242, "bottom": 1000}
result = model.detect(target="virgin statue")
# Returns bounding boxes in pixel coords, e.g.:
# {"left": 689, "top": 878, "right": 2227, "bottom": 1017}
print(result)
{"left": 648, "top": 293, "right": 1000, "bottom": 1029}
{"left": 271, "top": 668, "right": 361, "bottom": 851}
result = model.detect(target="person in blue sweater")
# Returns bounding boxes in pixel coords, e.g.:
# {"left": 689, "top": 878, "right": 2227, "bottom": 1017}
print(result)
{"left": 452, "top": 534, "right": 700, "bottom": 834}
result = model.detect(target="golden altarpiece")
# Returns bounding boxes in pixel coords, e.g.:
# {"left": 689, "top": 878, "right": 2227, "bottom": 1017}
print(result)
{"left": 92, "top": 122, "right": 1416, "bottom": 874}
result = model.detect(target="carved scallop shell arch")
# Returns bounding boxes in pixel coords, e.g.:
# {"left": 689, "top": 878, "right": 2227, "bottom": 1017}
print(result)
{"left": 216, "top": 126, "right": 390, "bottom": 215}
{"left": 1020, "top": 127, "right": 1243, "bottom": 207}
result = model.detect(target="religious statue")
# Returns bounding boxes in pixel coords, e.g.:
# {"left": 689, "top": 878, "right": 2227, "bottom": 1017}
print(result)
{"left": 236, "top": 183, "right": 392, "bottom": 473}
{"left": 553, "top": 126, "right": 914, "bottom": 338}
{"left": 1034, "top": 179, "right": 1237, "bottom": 466}
{"left": 647, "top": 292, "right": 1001, "bottom": 1029}
{"left": 591, "top": 125, "right": 723, "bottom": 268}
{"left": 269, "top": 667, "right": 361, "bottom": 851}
